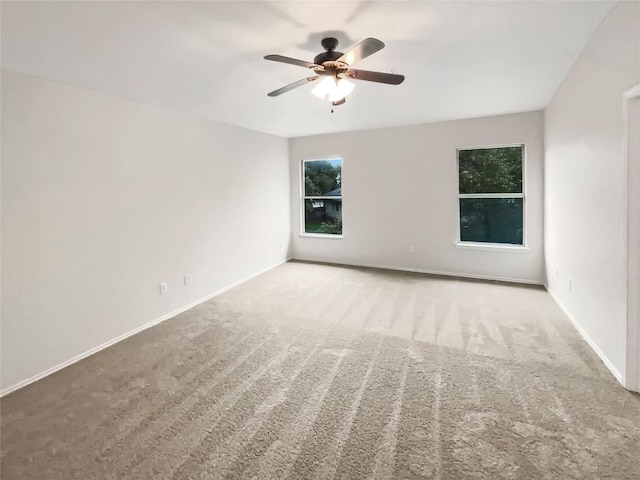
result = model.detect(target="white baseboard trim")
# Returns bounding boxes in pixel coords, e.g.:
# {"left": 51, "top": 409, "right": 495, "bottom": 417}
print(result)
{"left": 546, "top": 288, "right": 624, "bottom": 386}
{"left": 0, "top": 258, "right": 290, "bottom": 398}
{"left": 293, "top": 257, "right": 543, "bottom": 286}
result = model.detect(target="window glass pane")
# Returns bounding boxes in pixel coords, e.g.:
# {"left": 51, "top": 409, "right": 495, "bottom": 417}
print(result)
{"left": 459, "top": 146, "right": 522, "bottom": 194}
{"left": 459, "top": 198, "right": 523, "bottom": 244}
{"left": 304, "top": 198, "right": 342, "bottom": 235}
{"left": 304, "top": 159, "right": 342, "bottom": 196}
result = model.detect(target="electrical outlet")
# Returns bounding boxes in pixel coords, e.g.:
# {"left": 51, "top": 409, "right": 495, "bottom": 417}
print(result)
{"left": 160, "top": 282, "right": 168, "bottom": 294}
{"left": 184, "top": 274, "right": 191, "bottom": 286}
{"left": 409, "top": 245, "right": 415, "bottom": 254}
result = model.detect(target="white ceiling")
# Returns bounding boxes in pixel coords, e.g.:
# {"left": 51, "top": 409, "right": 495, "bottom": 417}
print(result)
{"left": 1, "top": 1, "right": 616, "bottom": 138}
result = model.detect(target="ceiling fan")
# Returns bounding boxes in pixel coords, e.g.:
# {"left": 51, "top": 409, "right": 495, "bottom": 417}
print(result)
{"left": 264, "top": 37, "right": 405, "bottom": 107}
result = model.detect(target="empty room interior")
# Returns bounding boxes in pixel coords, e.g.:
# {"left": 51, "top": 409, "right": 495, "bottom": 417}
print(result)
{"left": 1, "top": 1, "right": 640, "bottom": 479}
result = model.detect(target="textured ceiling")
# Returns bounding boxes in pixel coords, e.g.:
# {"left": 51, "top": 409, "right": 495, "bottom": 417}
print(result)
{"left": 1, "top": 1, "right": 617, "bottom": 137}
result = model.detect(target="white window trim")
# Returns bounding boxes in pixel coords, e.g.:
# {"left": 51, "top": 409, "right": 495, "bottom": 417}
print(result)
{"left": 454, "top": 241, "right": 530, "bottom": 252}
{"left": 300, "top": 157, "right": 344, "bottom": 238}
{"left": 458, "top": 193, "right": 524, "bottom": 199}
{"left": 455, "top": 144, "right": 527, "bottom": 248}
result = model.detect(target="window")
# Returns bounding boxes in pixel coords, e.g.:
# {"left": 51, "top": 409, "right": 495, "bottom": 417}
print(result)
{"left": 302, "top": 158, "right": 342, "bottom": 236}
{"left": 457, "top": 145, "right": 524, "bottom": 245}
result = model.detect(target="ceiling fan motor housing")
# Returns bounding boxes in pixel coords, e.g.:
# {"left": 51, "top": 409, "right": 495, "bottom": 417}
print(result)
{"left": 314, "top": 37, "right": 344, "bottom": 66}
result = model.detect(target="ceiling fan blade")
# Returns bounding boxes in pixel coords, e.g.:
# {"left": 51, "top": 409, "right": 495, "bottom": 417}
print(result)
{"left": 337, "top": 38, "right": 385, "bottom": 65}
{"left": 264, "top": 54, "right": 320, "bottom": 69}
{"left": 267, "top": 76, "right": 320, "bottom": 97}
{"left": 341, "top": 69, "right": 405, "bottom": 85}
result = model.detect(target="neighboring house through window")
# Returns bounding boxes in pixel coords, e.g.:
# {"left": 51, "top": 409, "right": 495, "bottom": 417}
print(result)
{"left": 302, "top": 158, "right": 342, "bottom": 236}
{"left": 457, "top": 145, "right": 524, "bottom": 245}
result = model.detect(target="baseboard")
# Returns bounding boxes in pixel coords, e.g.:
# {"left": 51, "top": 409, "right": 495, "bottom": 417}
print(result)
{"left": 0, "top": 258, "right": 290, "bottom": 398}
{"left": 293, "top": 256, "right": 544, "bottom": 286}
{"left": 546, "top": 288, "right": 625, "bottom": 386}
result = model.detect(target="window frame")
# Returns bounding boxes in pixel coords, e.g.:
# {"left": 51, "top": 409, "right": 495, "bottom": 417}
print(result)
{"left": 455, "top": 144, "right": 528, "bottom": 250}
{"left": 300, "top": 157, "right": 344, "bottom": 239}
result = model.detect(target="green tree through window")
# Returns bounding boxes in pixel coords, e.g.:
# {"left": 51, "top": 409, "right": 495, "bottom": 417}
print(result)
{"left": 302, "top": 159, "right": 342, "bottom": 235}
{"left": 458, "top": 146, "right": 524, "bottom": 245}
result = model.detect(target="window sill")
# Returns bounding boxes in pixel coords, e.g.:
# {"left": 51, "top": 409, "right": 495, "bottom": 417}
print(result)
{"left": 300, "top": 233, "right": 344, "bottom": 239}
{"left": 455, "top": 242, "right": 529, "bottom": 253}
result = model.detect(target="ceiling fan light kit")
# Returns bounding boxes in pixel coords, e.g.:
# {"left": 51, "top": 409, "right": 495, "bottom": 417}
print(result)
{"left": 311, "top": 76, "right": 355, "bottom": 103}
{"left": 264, "top": 37, "right": 405, "bottom": 109}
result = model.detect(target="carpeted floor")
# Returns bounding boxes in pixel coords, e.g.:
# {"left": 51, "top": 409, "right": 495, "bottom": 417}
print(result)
{"left": 1, "top": 261, "right": 639, "bottom": 479}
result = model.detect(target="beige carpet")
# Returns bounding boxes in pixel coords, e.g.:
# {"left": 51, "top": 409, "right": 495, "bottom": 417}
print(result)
{"left": 1, "top": 261, "right": 639, "bottom": 479}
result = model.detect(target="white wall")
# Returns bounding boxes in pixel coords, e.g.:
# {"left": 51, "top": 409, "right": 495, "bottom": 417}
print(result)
{"left": 289, "top": 111, "right": 544, "bottom": 284}
{"left": 627, "top": 92, "right": 640, "bottom": 392}
{"left": 1, "top": 70, "right": 291, "bottom": 393}
{"left": 544, "top": 1, "right": 640, "bottom": 382}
